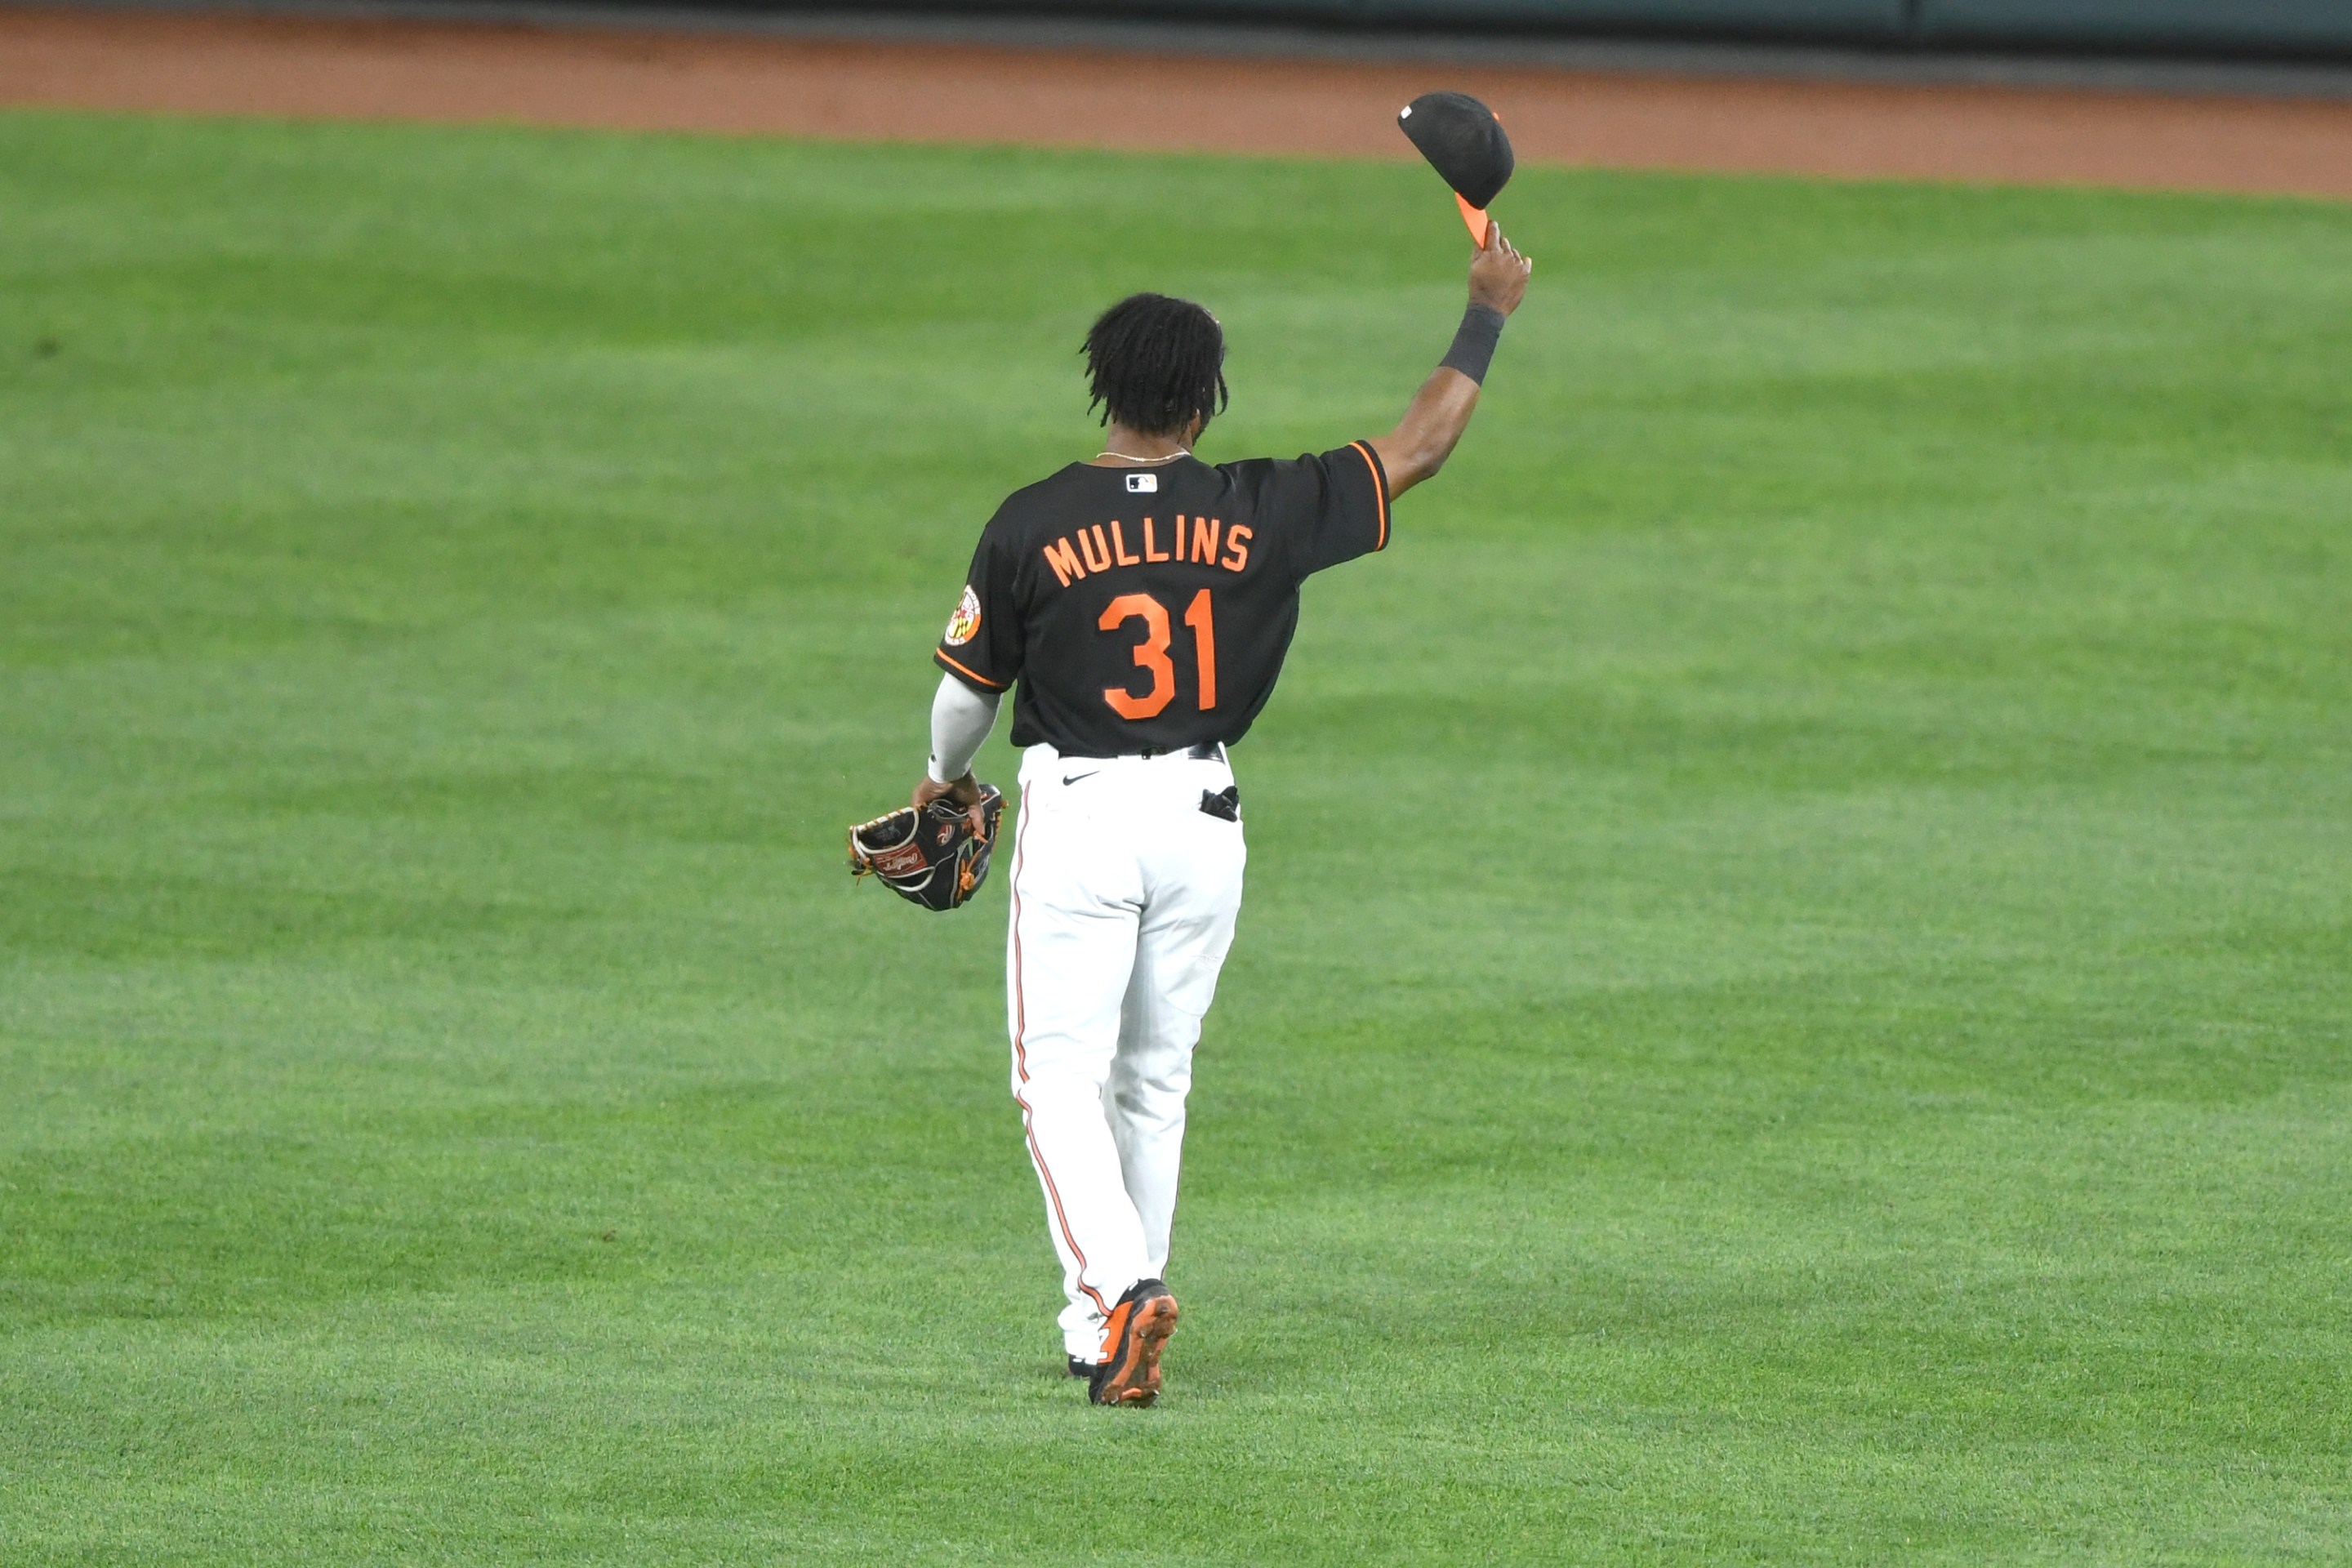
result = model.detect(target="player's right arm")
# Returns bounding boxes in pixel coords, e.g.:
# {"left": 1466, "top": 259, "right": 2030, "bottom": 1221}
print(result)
{"left": 1369, "top": 219, "right": 1532, "bottom": 500}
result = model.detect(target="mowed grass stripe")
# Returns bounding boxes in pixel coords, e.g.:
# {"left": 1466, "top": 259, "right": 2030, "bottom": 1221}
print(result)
{"left": 1, "top": 111, "right": 2347, "bottom": 1564}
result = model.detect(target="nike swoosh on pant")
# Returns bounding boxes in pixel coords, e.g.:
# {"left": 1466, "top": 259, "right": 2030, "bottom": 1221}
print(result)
{"left": 1062, "top": 772, "right": 1099, "bottom": 786}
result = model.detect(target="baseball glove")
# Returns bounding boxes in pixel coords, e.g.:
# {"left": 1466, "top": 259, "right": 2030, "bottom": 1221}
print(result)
{"left": 846, "top": 784, "right": 1005, "bottom": 912}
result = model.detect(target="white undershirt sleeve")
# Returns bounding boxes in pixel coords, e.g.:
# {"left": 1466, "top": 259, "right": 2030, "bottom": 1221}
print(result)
{"left": 928, "top": 672, "right": 1001, "bottom": 783}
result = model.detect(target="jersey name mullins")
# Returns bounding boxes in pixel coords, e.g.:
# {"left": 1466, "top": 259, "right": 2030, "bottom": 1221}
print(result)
{"left": 1042, "top": 514, "right": 1253, "bottom": 587}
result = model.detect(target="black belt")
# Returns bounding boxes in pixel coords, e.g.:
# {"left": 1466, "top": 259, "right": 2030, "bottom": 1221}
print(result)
{"left": 1064, "top": 741, "right": 1226, "bottom": 764}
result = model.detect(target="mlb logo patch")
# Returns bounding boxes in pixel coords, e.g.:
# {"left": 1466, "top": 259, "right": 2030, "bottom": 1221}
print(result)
{"left": 1126, "top": 473, "right": 1158, "bottom": 493}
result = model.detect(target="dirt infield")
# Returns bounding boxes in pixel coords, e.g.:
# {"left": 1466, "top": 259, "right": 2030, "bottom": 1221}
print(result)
{"left": 5, "top": 3, "right": 2351, "bottom": 198}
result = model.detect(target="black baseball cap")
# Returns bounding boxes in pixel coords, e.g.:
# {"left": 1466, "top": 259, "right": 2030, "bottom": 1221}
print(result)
{"left": 1398, "top": 91, "right": 1515, "bottom": 212}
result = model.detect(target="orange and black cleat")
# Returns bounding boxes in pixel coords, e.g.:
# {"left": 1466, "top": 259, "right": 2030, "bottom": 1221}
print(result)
{"left": 1088, "top": 1278, "right": 1179, "bottom": 1406}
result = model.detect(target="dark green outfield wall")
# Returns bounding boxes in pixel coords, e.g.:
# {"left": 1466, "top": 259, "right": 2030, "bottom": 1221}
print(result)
{"left": 1152, "top": 0, "right": 1904, "bottom": 31}
{"left": 813, "top": 0, "right": 2352, "bottom": 52}
{"left": 1920, "top": 0, "right": 2352, "bottom": 51}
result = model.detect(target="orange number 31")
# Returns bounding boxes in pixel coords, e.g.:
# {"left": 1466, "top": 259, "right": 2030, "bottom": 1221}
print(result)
{"left": 1099, "top": 589, "right": 1217, "bottom": 719}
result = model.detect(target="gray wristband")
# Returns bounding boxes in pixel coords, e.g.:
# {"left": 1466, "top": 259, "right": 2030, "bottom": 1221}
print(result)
{"left": 1438, "top": 303, "right": 1506, "bottom": 385}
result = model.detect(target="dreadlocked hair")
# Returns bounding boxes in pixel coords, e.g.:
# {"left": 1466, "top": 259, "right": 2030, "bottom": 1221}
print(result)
{"left": 1082, "top": 293, "right": 1228, "bottom": 438}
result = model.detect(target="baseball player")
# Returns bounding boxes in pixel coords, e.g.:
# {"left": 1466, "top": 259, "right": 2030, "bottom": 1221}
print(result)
{"left": 915, "top": 220, "right": 1531, "bottom": 1406}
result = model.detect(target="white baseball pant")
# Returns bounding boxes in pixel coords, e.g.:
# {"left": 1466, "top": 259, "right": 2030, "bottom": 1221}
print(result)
{"left": 1004, "top": 742, "right": 1245, "bottom": 1361}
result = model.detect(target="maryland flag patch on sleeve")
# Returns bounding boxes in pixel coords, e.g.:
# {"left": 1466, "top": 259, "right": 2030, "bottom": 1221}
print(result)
{"left": 944, "top": 585, "right": 982, "bottom": 646}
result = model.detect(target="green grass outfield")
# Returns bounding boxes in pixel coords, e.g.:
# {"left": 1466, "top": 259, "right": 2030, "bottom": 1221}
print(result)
{"left": 3, "top": 109, "right": 2349, "bottom": 1564}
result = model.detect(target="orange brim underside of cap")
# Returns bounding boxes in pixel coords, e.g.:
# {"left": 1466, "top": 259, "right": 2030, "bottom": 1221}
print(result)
{"left": 1456, "top": 192, "right": 1490, "bottom": 245}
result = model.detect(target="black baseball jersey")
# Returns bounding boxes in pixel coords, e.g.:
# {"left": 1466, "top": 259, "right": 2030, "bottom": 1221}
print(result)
{"left": 933, "top": 443, "right": 1390, "bottom": 756}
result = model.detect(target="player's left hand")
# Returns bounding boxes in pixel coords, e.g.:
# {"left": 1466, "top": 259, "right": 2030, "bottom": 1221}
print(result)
{"left": 914, "top": 772, "right": 991, "bottom": 838}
